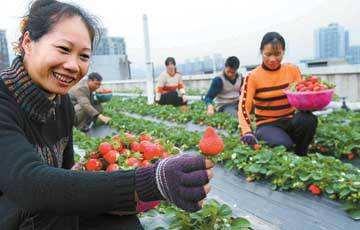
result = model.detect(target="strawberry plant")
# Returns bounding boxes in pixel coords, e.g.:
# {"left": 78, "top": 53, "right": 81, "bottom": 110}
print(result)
{"left": 73, "top": 130, "right": 253, "bottom": 228}
{"left": 106, "top": 97, "right": 239, "bottom": 133}
{"left": 74, "top": 106, "right": 360, "bottom": 220}
{"left": 143, "top": 200, "right": 252, "bottom": 230}
{"left": 311, "top": 111, "right": 360, "bottom": 159}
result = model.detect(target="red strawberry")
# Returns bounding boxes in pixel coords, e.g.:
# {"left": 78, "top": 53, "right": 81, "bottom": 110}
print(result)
{"left": 85, "top": 159, "right": 102, "bottom": 171}
{"left": 139, "top": 140, "right": 151, "bottom": 153}
{"left": 305, "top": 81, "right": 313, "bottom": 87}
{"left": 126, "top": 157, "right": 140, "bottom": 167}
{"left": 253, "top": 144, "right": 261, "bottom": 151}
{"left": 155, "top": 143, "right": 165, "bottom": 157}
{"left": 98, "top": 142, "right": 113, "bottom": 155}
{"left": 347, "top": 152, "right": 355, "bottom": 160}
{"left": 104, "top": 150, "right": 120, "bottom": 164}
{"left": 319, "top": 147, "right": 328, "bottom": 153}
{"left": 106, "top": 163, "right": 119, "bottom": 172}
{"left": 140, "top": 133, "right": 152, "bottom": 142}
{"left": 299, "top": 87, "right": 309, "bottom": 92}
{"left": 199, "top": 126, "right": 224, "bottom": 156}
{"left": 308, "top": 76, "right": 318, "bottom": 83}
{"left": 296, "top": 84, "right": 305, "bottom": 91}
{"left": 308, "top": 184, "right": 321, "bottom": 195}
{"left": 131, "top": 141, "right": 141, "bottom": 152}
{"left": 140, "top": 141, "right": 158, "bottom": 160}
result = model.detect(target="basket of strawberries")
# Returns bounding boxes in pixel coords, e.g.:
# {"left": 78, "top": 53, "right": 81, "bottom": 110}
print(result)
{"left": 284, "top": 76, "right": 335, "bottom": 111}
{"left": 95, "top": 88, "right": 113, "bottom": 103}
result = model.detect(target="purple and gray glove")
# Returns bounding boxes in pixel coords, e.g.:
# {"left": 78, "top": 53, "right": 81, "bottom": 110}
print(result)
{"left": 135, "top": 154, "right": 211, "bottom": 212}
{"left": 241, "top": 132, "right": 258, "bottom": 146}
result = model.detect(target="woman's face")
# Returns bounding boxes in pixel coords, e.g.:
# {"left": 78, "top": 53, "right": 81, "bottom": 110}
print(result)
{"left": 22, "top": 16, "right": 92, "bottom": 95}
{"left": 166, "top": 63, "right": 176, "bottom": 76}
{"left": 261, "top": 43, "right": 284, "bottom": 70}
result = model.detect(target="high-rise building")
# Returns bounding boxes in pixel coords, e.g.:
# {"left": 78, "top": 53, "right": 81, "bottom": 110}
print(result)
{"left": 0, "top": 30, "right": 9, "bottom": 72}
{"left": 175, "top": 54, "right": 226, "bottom": 75}
{"left": 90, "top": 28, "right": 130, "bottom": 80}
{"left": 314, "top": 23, "right": 349, "bottom": 59}
{"left": 347, "top": 46, "right": 360, "bottom": 64}
{"left": 94, "top": 28, "right": 126, "bottom": 55}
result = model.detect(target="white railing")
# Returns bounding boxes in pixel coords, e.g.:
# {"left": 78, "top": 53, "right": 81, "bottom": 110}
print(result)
{"left": 102, "top": 69, "right": 360, "bottom": 102}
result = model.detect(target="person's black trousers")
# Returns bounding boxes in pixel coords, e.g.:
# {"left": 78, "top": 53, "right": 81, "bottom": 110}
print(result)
{"left": 255, "top": 111, "right": 318, "bottom": 156}
{"left": 158, "top": 91, "right": 187, "bottom": 106}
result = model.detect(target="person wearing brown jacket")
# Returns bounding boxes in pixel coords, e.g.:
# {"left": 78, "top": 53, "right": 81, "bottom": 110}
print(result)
{"left": 69, "top": 72, "right": 111, "bottom": 132}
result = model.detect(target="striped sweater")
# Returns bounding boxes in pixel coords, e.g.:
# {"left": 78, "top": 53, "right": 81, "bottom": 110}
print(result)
{"left": 238, "top": 63, "right": 302, "bottom": 135}
{"left": 155, "top": 71, "right": 185, "bottom": 101}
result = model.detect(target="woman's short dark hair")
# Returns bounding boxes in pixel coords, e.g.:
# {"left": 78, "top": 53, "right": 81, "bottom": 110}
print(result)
{"left": 165, "top": 57, "right": 176, "bottom": 66}
{"left": 225, "top": 56, "right": 240, "bottom": 69}
{"left": 88, "top": 72, "right": 103, "bottom": 81}
{"left": 15, "top": 0, "right": 101, "bottom": 55}
{"left": 260, "top": 32, "right": 286, "bottom": 51}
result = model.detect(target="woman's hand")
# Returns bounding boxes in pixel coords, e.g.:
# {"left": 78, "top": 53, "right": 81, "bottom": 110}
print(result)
{"left": 241, "top": 132, "right": 258, "bottom": 146}
{"left": 135, "top": 154, "right": 214, "bottom": 212}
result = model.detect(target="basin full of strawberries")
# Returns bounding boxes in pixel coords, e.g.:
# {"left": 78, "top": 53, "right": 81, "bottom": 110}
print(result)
{"left": 284, "top": 76, "right": 335, "bottom": 111}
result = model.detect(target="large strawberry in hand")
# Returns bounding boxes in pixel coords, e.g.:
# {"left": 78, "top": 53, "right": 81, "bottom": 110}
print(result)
{"left": 199, "top": 126, "right": 224, "bottom": 156}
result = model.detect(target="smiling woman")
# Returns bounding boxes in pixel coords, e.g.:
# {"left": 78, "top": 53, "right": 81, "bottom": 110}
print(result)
{"left": 16, "top": 0, "right": 97, "bottom": 95}
{"left": 0, "top": 0, "right": 214, "bottom": 229}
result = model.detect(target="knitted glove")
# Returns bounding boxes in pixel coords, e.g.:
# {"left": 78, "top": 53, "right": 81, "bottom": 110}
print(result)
{"left": 241, "top": 132, "right": 258, "bottom": 146}
{"left": 135, "top": 154, "right": 209, "bottom": 212}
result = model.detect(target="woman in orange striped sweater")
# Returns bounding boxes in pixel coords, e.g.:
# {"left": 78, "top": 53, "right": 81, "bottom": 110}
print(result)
{"left": 238, "top": 32, "right": 317, "bottom": 156}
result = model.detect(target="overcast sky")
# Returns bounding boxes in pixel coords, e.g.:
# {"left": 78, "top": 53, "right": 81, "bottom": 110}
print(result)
{"left": 1, "top": 0, "right": 359, "bottom": 68}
